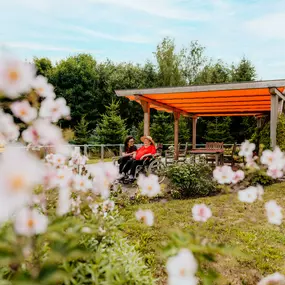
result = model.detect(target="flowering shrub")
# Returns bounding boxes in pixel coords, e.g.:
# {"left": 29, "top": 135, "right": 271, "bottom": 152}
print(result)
{"left": 0, "top": 53, "right": 155, "bottom": 284}
{"left": 166, "top": 163, "right": 217, "bottom": 198}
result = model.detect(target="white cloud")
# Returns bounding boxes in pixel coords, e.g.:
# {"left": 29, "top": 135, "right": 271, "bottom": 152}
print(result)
{"left": 73, "top": 26, "right": 150, "bottom": 43}
{"left": 88, "top": 0, "right": 209, "bottom": 21}
{"left": 245, "top": 12, "right": 285, "bottom": 40}
{"left": 0, "top": 42, "right": 101, "bottom": 54}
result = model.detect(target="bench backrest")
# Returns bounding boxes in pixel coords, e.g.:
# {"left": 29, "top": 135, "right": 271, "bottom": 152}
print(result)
{"left": 206, "top": 142, "right": 224, "bottom": 149}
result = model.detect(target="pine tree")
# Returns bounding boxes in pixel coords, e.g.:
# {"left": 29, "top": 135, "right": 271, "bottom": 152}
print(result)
{"left": 205, "top": 117, "right": 233, "bottom": 143}
{"left": 179, "top": 116, "right": 191, "bottom": 143}
{"left": 150, "top": 112, "right": 173, "bottom": 144}
{"left": 74, "top": 115, "right": 91, "bottom": 144}
{"left": 96, "top": 101, "right": 127, "bottom": 144}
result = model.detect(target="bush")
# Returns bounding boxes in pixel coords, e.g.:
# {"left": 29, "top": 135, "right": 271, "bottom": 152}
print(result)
{"left": 244, "top": 168, "right": 275, "bottom": 187}
{"left": 65, "top": 232, "right": 155, "bottom": 285}
{"left": 166, "top": 163, "right": 217, "bottom": 198}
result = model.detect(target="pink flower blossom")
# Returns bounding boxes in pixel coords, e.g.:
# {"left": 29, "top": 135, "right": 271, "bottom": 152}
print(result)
{"left": 192, "top": 204, "right": 212, "bottom": 222}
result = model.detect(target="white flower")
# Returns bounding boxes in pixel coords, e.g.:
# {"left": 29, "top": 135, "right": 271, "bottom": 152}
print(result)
{"left": 0, "top": 55, "right": 36, "bottom": 98}
{"left": 137, "top": 174, "right": 161, "bottom": 197}
{"left": 10, "top": 100, "right": 37, "bottom": 123}
{"left": 81, "top": 227, "right": 91, "bottom": 233}
{"left": 89, "top": 203, "right": 99, "bottom": 214}
{"left": 32, "top": 75, "right": 55, "bottom": 99}
{"left": 261, "top": 147, "right": 285, "bottom": 170}
{"left": 265, "top": 200, "right": 283, "bottom": 225}
{"left": 166, "top": 249, "right": 198, "bottom": 284}
{"left": 55, "top": 167, "right": 73, "bottom": 188}
{"left": 245, "top": 156, "right": 260, "bottom": 169}
{"left": 39, "top": 98, "right": 70, "bottom": 123}
{"left": 213, "top": 165, "right": 234, "bottom": 184}
{"left": 57, "top": 187, "right": 71, "bottom": 216}
{"left": 192, "top": 204, "right": 212, "bottom": 222}
{"left": 256, "top": 184, "right": 264, "bottom": 200}
{"left": 238, "top": 186, "right": 258, "bottom": 203}
{"left": 267, "top": 168, "right": 283, "bottom": 179}
{"left": 135, "top": 209, "right": 154, "bottom": 226}
{"left": 22, "top": 119, "right": 63, "bottom": 146}
{"left": 0, "top": 145, "right": 44, "bottom": 196}
{"left": 102, "top": 199, "right": 115, "bottom": 212}
{"left": 232, "top": 170, "right": 245, "bottom": 184}
{"left": 102, "top": 162, "right": 119, "bottom": 184}
{"left": 239, "top": 140, "right": 255, "bottom": 157}
{"left": 258, "top": 272, "right": 285, "bottom": 285}
{"left": 0, "top": 109, "right": 19, "bottom": 144}
{"left": 51, "top": 153, "right": 66, "bottom": 166}
{"left": 14, "top": 208, "right": 48, "bottom": 236}
{"left": 73, "top": 174, "right": 92, "bottom": 192}
{"left": 89, "top": 163, "right": 117, "bottom": 199}
{"left": 71, "top": 196, "right": 81, "bottom": 215}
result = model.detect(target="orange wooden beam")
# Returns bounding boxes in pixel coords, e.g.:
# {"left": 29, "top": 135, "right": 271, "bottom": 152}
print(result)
{"left": 197, "top": 113, "right": 265, "bottom": 117}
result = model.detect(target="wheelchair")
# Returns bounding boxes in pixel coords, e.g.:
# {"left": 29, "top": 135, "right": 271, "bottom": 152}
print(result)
{"left": 115, "top": 153, "right": 166, "bottom": 185}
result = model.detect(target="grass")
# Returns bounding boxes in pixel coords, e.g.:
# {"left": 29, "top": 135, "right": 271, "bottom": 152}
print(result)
{"left": 87, "top": 158, "right": 113, "bottom": 164}
{"left": 119, "top": 183, "right": 285, "bottom": 284}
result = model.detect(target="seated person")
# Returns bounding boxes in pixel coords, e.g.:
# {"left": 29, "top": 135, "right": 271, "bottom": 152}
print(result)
{"left": 123, "top": 136, "right": 156, "bottom": 180}
{"left": 119, "top": 136, "right": 137, "bottom": 174}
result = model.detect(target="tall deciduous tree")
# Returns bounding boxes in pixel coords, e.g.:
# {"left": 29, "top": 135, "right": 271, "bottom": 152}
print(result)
{"left": 95, "top": 101, "right": 127, "bottom": 144}
{"left": 154, "top": 37, "right": 185, "bottom": 87}
{"left": 33, "top": 57, "right": 53, "bottom": 77}
{"left": 49, "top": 54, "right": 99, "bottom": 130}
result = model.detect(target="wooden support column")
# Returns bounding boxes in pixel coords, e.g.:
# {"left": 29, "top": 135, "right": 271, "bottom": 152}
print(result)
{"left": 270, "top": 94, "right": 278, "bottom": 149}
{"left": 192, "top": 116, "right": 197, "bottom": 149}
{"left": 174, "top": 112, "right": 180, "bottom": 160}
{"left": 141, "top": 101, "right": 150, "bottom": 136}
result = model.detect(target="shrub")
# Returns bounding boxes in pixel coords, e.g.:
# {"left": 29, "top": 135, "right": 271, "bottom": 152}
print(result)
{"left": 245, "top": 168, "right": 275, "bottom": 187}
{"left": 166, "top": 163, "right": 217, "bottom": 198}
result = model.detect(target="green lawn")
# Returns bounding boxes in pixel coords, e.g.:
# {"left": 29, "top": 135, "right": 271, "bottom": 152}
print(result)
{"left": 87, "top": 158, "right": 113, "bottom": 164}
{"left": 120, "top": 183, "right": 285, "bottom": 284}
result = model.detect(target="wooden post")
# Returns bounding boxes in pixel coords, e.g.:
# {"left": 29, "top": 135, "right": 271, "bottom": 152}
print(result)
{"left": 174, "top": 112, "right": 180, "bottom": 160}
{"left": 192, "top": 117, "right": 197, "bottom": 149}
{"left": 270, "top": 94, "right": 278, "bottom": 149}
{"left": 141, "top": 101, "right": 150, "bottom": 136}
{"left": 101, "top": 145, "right": 104, "bottom": 160}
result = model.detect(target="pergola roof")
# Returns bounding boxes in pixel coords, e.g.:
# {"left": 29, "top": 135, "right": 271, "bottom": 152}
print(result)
{"left": 115, "top": 79, "right": 285, "bottom": 117}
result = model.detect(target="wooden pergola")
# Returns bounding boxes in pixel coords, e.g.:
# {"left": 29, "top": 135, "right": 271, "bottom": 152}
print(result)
{"left": 115, "top": 80, "right": 285, "bottom": 159}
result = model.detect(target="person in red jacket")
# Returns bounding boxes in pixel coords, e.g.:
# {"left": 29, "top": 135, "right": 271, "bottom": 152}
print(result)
{"left": 123, "top": 136, "right": 156, "bottom": 180}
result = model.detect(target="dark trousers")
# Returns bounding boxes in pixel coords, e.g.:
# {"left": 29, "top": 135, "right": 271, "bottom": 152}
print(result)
{"left": 130, "top": 160, "right": 144, "bottom": 176}
{"left": 122, "top": 159, "right": 144, "bottom": 176}
{"left": 119, "top": 156, "right": 131, "bottom": 173}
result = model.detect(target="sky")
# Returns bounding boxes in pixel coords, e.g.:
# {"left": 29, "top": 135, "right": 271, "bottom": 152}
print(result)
{"left": 0, "top": 0, "right": 285, "bottom": 80}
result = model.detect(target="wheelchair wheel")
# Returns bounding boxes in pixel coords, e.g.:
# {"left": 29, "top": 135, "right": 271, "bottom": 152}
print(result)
{"left": 147, "top": 159, "right": 166, "bottom": 184}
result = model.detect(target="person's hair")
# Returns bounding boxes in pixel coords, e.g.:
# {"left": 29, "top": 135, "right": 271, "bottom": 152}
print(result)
{"left": 124, "top": 136, "right": 134, "bottom": 149}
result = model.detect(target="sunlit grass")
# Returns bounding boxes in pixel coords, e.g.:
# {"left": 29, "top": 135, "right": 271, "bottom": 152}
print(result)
{"left": 120, "top": 183, "right": 285, "bottom": 284}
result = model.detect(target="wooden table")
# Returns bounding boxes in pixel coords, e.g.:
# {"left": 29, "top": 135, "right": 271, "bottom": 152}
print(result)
{"left": 189, "top": 149, "right": 224, "bottom": 166}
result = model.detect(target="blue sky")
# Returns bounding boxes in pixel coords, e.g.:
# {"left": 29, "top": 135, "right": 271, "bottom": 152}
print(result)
{"left": 1, "top": 0, "right": 285, "bottom": 79}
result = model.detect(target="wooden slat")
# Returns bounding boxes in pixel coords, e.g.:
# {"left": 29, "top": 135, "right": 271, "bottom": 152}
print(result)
{"left": 197, "top": 113, "right": 263, "bottom": 117}
{"left": 166, "top": 102, "right": 270, "bottom": 108}
{"left": 158, "top": 95, "right": 270, "bottom": 104}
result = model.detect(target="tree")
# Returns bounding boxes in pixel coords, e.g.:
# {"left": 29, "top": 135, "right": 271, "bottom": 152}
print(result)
{"left": 231, "top": 57, "right": 256, "bottom": 82}
{"left": 205, "top": 117, "right": 233, "bottom": 143}
{"left": 150, "top": 112, "right": 174, "bottom": 144}
{"left": 74, "top": 115, "right": 91, "bottom": 145}
{"left": 179, "top": 116, "right": 191, "bottom": 143}
{"left": 49, "top": 54, "right": 99, "bottom": 130}
{"left": 135, "top": 121, "right": 144, "bottom": 143}
{"left": 33, "top": 57, "right": 53, "bottom": 77}
{"left": 154, "top": 37, "right": 185, "bottom": 87}
{"left": 95, "top": 101, "right": 127, "bottom": 144}
{"left": 180, "top": 41, "right": 207, "bottom": 85}
{"left": 196, "top": 60, "right": 231, "bottom": 84}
